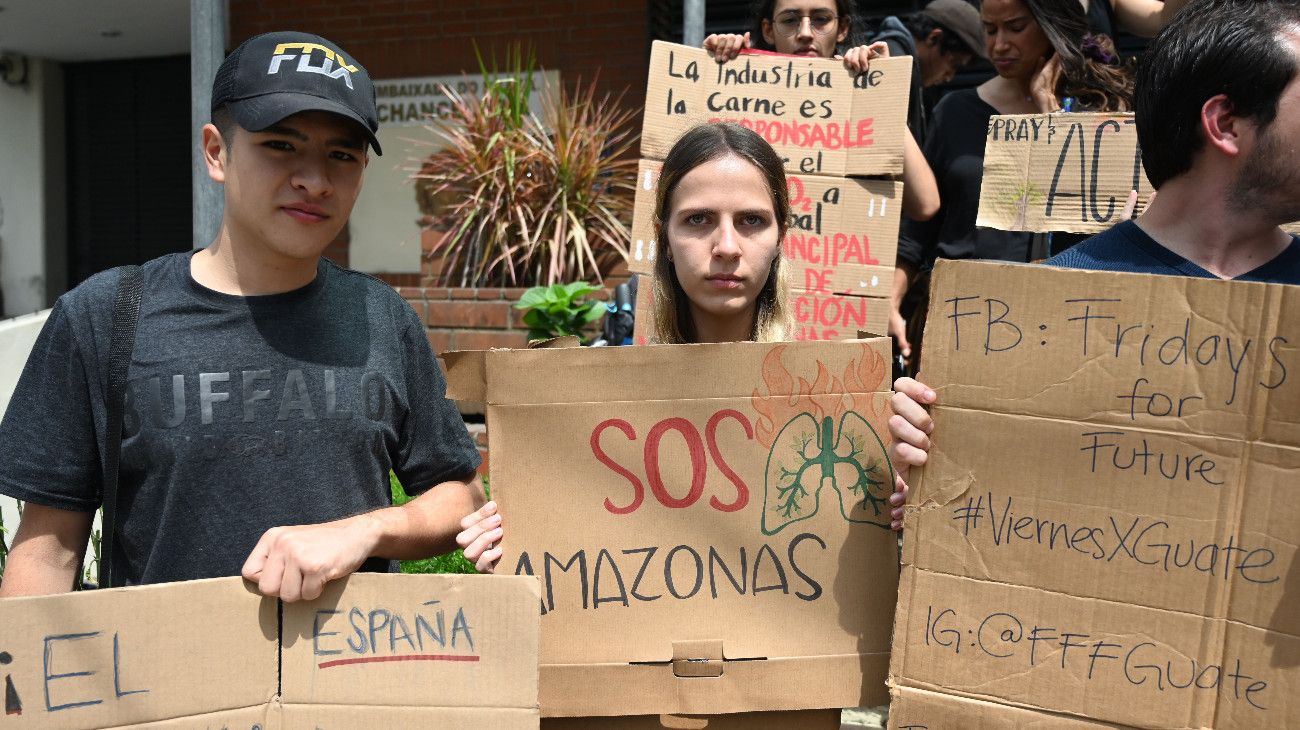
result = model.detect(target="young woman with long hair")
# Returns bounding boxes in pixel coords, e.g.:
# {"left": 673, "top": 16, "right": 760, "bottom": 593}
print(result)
{"left": 651, "top": 123, "right": 792, "bottom": 344}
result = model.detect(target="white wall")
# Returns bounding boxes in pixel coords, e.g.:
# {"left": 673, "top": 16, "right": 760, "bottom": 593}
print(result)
{"left": 0, "top": 308, "right": 48, "bottom": 418}
{"left": 0, "top": 57, "right": 55, "bottom": 318}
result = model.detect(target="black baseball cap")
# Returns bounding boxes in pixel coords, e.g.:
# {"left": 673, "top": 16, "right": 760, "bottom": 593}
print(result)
{"left": 211, "top": 31, "right": 382, "bottom": 155}
{"left": 922, "top": 0, "right": 988, "bottom": 61}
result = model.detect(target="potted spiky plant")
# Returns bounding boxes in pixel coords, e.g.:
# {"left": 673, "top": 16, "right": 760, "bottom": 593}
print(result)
{"left": 413, "top": 48, "right": 637, "bottom": 289}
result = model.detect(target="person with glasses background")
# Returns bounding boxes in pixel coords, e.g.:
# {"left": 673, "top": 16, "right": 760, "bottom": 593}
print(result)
{"left": 704, "top": 0, "right": 943, "bottom": 223}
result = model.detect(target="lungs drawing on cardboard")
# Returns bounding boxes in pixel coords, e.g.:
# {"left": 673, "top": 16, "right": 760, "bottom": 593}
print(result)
{"left": 751, "top": 344, "right": 894, "bottom": 535}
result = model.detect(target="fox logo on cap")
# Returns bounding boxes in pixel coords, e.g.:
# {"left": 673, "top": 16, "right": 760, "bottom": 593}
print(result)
{"left": 266, "top": 42, "right": 358, "bottom": 89}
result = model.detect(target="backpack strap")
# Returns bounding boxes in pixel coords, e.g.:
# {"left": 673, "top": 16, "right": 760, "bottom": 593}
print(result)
{"left": 99, "top": 265, "right": 143, "bottom": 588}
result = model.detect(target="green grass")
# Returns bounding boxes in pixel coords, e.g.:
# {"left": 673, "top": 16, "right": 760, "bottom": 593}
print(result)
{"left": 390, "top": 472, "right": 485, "bottom": 574}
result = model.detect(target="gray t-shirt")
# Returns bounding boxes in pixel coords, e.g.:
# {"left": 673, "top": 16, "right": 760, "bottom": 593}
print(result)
{"left": 0, "top": 252, "right": 480, "bottom": 585}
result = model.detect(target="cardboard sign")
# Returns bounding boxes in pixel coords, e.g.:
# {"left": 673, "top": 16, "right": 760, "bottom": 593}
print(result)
{"left": 790, "top": 290, "right": 889, "bottom": 343}
{"left": 542, "top": 709, "right": 841, "bottom": 729}
{"left": 444, "top": 340, "right": 900, "bottom": 717}
{"left": 0, "top": 574, "right": 541, "bottom": 728}
{"left": 628, "top": 273, "right": 888, "bottom": 346}
{"left": 978, "top": 112, "right": 1300, "bottom": 236}
{"left": 887, "top": 260, "right": 1300, "bottom": 728}
{"left": 641, "top": 42, "right": 911, "bottom": 177}
{"left": 977, "top": 113, "right": 1152, "bottom": 234}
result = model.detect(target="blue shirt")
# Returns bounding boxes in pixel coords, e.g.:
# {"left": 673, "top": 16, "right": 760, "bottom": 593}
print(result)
{"left": 1047, "top": 220, "right": 1300, "bottom": 284}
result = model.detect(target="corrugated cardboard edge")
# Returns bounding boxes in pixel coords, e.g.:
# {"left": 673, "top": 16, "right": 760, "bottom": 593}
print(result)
{"left": 543, "top": 709, "right": 840, "bottom": 729}
{"left": 279, "top": 704, "right": 540, "bottom": 729}
{"left": 102, "top": 704, "right": 276, "bottom": 729}
{"left": 887, "top": 686, "right": 1144, "bottom": 729}
{"left": 540, "top": 652, "right": 889, "bottom": 717}
{"left": 443, "top": 349, "right": 488, "bottom": 402}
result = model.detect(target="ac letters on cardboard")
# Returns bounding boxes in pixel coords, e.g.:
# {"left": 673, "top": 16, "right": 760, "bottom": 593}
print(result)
{"left": 976, "top": 112, "right": 1300, "bottom": 236}
{"left": 0, "top": 574, "right": 540, "bottom": 729}
{"left": 977, "top": 113, "right": 1151, "bottom": 234}
{"left": 445, "top": 340, "right": 901, "bottom": 717}
{"left": 888, "top": 259, "right": 1300, "bottom": 729}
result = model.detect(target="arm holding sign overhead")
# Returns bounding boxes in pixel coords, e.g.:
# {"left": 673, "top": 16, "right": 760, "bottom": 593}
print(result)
{"left": 703, "top": 32, "right": 752, "bottom": 62}
{"left": 1112, "top": 0, "right": 1192, "bottom": 38}
{"left": 901, "top": 131, "right": 939, "bottom": 221}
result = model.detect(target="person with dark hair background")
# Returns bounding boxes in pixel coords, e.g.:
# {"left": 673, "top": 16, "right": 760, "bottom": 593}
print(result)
{"left": 703, "top": 0, "right": 943, "bottom": 223}
{"left": 705, "top": 0, "right": 873, "bottom": 69}
{"left": 889, "top": 0, "right": 1134, "bottom": 364}
{"left": 887, "top": 0, "right": 1300, "bottom": 533}
{"left": 870, "top": 0, "right": 986, "bottom": 144}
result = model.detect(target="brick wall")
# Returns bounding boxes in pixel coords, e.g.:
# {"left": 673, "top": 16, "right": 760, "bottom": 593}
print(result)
{"left": 401, "top": 283, "right": 616, "bottom": 354}
{"left": 229, "top": 0, "right": 650, "bottom": 134}
{"left": 401, "top": 286, "right": 531, "bottom": 355}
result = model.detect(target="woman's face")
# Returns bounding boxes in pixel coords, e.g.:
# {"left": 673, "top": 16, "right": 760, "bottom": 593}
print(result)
{"left": 664, "top": 154, "right": 782, "bottom": 337}
{"left": 981, "top": 0, "right": 1053, "bottom": 81}
{"left": 762, "top": 0, "right": 848, "bottom": 59}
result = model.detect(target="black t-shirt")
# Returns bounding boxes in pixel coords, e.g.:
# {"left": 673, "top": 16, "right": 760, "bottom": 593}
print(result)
{"left": 0, "top": 252, "right": 480, "bottom": 585}
{"left": 1087, "top": 0, "right": 1119, "bottom": 37}
{"left": 897, "top": 89, "right": 1035, "bottom": 270}
{"left": 1048, "top": 220, "right": 1300, "bottom": 283}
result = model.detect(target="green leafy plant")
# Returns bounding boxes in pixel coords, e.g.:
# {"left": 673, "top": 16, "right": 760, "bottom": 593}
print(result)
{"left": 412, "top": 49, "right": 636, "bottom": 288}
{"left": 515, "top": 282, "right": 606, "bottom": 342}
{"left": 84, "top": 524, "right": 101, "bottom": 586}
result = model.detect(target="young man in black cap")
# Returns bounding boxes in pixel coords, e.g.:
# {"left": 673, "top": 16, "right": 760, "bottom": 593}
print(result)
{"left": 869, "top": 0, "right": 986, "bottom": 143}
{"left": 0, "top": 32, "right": 503, "bottom": 600}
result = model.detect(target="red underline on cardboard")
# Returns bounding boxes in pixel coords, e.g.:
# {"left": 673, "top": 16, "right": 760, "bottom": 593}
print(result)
{"left": 317, "top": 654, "right": 481, "bottom": 669}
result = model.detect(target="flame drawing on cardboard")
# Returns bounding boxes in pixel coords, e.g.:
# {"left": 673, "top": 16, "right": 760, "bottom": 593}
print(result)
{"left": 752, "top": 344, "right": 894, "bottom": 533}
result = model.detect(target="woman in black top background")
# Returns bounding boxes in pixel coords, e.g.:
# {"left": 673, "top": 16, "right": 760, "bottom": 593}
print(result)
{"left": 889, "top": 0, "right": 1133, "bottom": 364}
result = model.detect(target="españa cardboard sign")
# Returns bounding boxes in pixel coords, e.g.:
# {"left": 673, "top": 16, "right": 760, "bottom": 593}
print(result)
{"left": 641, "top": 42, "right": 911, "bottom": 177}
{"left": 888, "top": 260, "right": 1300, "bottom": 729}
{"left": 280, "top": 573, "right": 541, "bottom": 727}
{"left": 0, "top": 574, "right": 541, "bottom": 729}
{"left": 977, "top": 112, "right": 1153, "bottom": 234}
{"left": 444, "top": 340, "right": 900, "bottom": 716}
